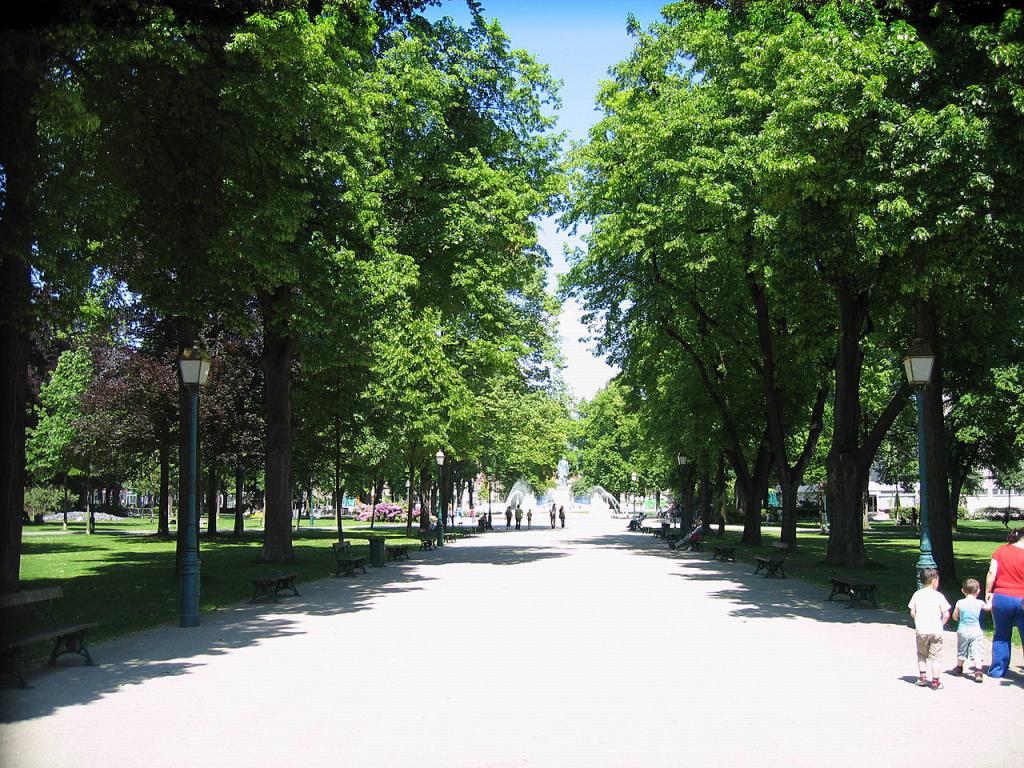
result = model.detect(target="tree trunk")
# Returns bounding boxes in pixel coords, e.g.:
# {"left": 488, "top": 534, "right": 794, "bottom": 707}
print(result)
{"left": 779, "top": 477, "right": 798, "bottom": 547}
{"left": 680, "top": 466, "right": 695, "bottom": 530}
{"left": 260, "top": 287, "right": 296, "bottom": 563}
{"left": 917, "top": 299, "right": 955, "bottom": 582}
{"left": 206, "top": 461, "right": 218, "bottom": 536}
{"left": 729, "top": 442, "right": 772, "bottom": 546}
{"left": 157, "top": 438, "right": 171, "bottom": 537}
{"left": 370, "top": 479, "right": 381, "bottom": 527}
{"left": 234, "top": 463, "right": 245, "bottom": 538}
{"left": 734, "top": 474, "right": 762, "bottom": 546}
{"left": 716, "top": 455, "right": 726, "bottom": 535}
{"left": 826, "top": 280, "right": 911, "bottom": 567}
{"left": 826, "top": 451, "right": 869, "bottom": 567}
{"left": 698, "top": 470, "right": 711, "bottom": 527}
{"left": 0, "top": 29, "right": 48, "bottom": 593}
{"left": 335, "top": 482, "right": 346, "bottom": 543}
{"left": 419, "top": 465, "right": 430, "bottom": 531}
{"left": 825, "top": 282, "right": 870, "bottom": 566}
{"left": 748, "top": 272, "right": 830, "bottom": 549}
{"left": 86, "top": 467, "right": 95, "bottom": 534}
{"left": 948, "top": 447, "right": 974, "bottom": 525}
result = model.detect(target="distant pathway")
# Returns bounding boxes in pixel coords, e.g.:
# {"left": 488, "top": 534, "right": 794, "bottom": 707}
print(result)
{"left": 1, "top": 516, "right": 1019, "bottom": 768}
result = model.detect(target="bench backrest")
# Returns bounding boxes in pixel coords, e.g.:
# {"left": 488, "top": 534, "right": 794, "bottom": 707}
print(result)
{"left": 0, "top": 587, "right": 62, "bottom": 610}
{"left": 769, "top": 543, "right": 789, "bottom": 561}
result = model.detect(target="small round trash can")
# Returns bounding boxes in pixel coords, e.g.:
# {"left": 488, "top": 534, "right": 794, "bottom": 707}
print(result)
{"left": 369, "top": 537, "right": 386, "bottom": 567}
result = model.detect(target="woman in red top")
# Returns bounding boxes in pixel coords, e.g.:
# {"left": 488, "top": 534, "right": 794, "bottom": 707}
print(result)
{"left": 985, "top": 528, "right": 1024, "bottom": 677}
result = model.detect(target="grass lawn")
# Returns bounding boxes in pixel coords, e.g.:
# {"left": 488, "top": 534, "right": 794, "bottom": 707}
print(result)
{"left": 18, "top": 516, "right": 425, "bottom": 650}
{"left": 710, "top": 518, "right": 1019, "bottom": 644}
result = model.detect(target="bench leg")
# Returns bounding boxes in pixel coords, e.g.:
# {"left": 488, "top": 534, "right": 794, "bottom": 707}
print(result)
{"left": 849, "top": 589, "right": 878, "bottom": 609}
{"left": 3, "top": 650, "right": 29, "bottom": 689}
{"left": 251, "top": 582, "right": 276, "bottom": 602}
{"left": 48, "top": 631, "right": 94, "bottom": 667}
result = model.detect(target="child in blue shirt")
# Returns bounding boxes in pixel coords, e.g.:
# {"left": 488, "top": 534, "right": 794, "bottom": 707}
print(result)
{"left": 952, "top": 578, "right": 990, "bottom": 682}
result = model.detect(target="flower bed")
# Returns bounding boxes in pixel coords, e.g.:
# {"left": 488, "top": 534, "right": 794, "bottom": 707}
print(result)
{"left": 354, "top": 502, "right": 409, "bottom": 523}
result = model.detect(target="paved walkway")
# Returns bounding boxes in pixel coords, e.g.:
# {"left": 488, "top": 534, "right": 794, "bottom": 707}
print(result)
{"left": 1, "top": 516, "right": 1020, "bottom": 768}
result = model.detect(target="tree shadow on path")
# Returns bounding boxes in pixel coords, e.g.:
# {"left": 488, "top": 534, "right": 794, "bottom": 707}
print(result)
{"left": 0, "top": 538, "right": 566, "bottom": 723}
{"left": 575, "top": 531, "right": 912, "bottom": 628}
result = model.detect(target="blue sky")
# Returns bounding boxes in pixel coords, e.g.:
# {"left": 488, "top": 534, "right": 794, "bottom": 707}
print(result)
{"left": 426, "top": 0, "right": 667, "bottom": 400}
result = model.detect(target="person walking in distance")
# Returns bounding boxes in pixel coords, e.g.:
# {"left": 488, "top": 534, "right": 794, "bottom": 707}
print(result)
{"left": 549, "top": 504, "right": 556, "bottom": 529}
{"left": 527, "top": 509, "right": 533, "bottom": 529}
{"left": 514, "top": 505, "right": 523, "bottom": 530}
{"left": 559, "top": 506, "right": 566, "bottom": 529}
{"left": 505, "top": 506, "right": 513, "bottom": 530}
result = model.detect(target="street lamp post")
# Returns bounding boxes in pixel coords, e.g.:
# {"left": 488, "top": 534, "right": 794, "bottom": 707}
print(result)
{"left": 903, "top": 339, "right": 936, "bottom": 587}
{"left": 677, "top": 454, "right": 689, "bottom": 530}
{"left": 631, "top": 471, "right": 638, "bottom": 516}
{"left": 435, "top": 450, "right": 445, "bottom": 547}
{"left": 178, "top": 347, "right": 210, "bottom": 628}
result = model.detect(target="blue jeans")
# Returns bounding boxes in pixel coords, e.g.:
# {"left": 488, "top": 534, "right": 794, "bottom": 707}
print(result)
{"left": 989, "top": 592, "right": 1024, "bottom": 678}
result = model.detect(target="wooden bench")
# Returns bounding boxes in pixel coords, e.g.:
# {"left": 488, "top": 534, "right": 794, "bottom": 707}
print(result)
{"left": 827, "top": 576, "right": 878, "bottom": 608}
{"left": 331, "top": 543, "right": 367, "bottom": 577}
{"left": 385, "top": 544, "right": 410, "bottom": 562}
{"left": 419, "top": 534, "right": 437, "bottom": 551}
{"left": 250, "top": 573, "right": 301, "bottom": 602}
{"left": 443, "top": 532, "right": 457, "bottom": 543}
{"left": 711, "top": 546, "right": 736, "bottom": 562}
{"left": 754, "top": 543, "right": 790, "bottom": 579}
{"left": 1, "top": 587, "right": 97, "bottom": 688}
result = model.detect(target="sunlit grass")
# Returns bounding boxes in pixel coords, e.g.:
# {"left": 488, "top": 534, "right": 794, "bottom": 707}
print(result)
{"left": 19, "top": 519, "right": 424, "bottom": 645}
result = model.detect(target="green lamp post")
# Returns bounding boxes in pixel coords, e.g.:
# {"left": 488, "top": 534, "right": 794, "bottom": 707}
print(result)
{"left": 903, "top": 339, "right": 936, "bottom": 587}
{"left": 178, "top": 347, "right": 210, "bottom": 627}
{"left": 435, "top": 450, "right": 445, "bottom": 547}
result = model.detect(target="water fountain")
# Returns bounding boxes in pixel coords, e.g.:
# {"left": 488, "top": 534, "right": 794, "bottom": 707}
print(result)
{"left": 588, "top": 485, "right": 623, "bottom": 517}
{"left": 501, "top": 479, "right": 538, "bottom": 512}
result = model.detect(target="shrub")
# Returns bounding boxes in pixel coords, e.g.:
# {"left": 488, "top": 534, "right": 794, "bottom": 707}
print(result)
{"left": 973, "top": 506, "right": 1023, "bottom": 521}
{"left": 24, "top": 486, "right": 66, "bottom": 516}
{"left": 354, "top": 502, "right": 409, "bottom": 523}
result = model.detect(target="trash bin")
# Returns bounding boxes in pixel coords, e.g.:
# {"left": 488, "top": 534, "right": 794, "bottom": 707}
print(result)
{"left": 661, "top": 522, "right": 670, "bottom": 533}
{"left": 369, "top": 537, "right": 386, "bottom": 567}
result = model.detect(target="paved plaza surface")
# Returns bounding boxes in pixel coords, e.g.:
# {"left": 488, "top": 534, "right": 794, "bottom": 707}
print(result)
{"left": 1, "top": 516, "right": 1020, "bottom": 768}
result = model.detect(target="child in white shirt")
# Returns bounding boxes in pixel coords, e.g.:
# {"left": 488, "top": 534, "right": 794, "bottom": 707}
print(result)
{"left": 908, "top": 568, "right": 951, "bottom": 690}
